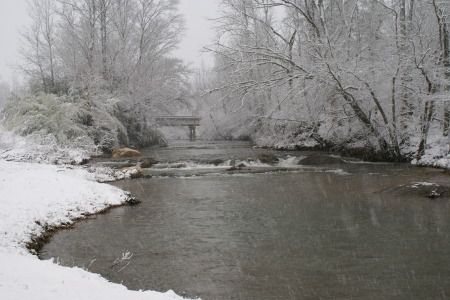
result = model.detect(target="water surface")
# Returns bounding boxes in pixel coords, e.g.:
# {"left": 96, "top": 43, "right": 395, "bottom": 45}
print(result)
{"left": 40, "top": 140, "right": 450, "bottom": 299}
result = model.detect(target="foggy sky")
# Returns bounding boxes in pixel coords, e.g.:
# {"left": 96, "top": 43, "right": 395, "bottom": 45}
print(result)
{"left": 0, "top": 0, "right": 29, "bottom": 84}
{"left": 174, "top": 0, "right": 218, "bottom": 70}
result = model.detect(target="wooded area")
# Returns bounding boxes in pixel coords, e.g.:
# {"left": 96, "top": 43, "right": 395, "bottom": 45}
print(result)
{"left": 201, "top": 0, "right": 449, "bottom": 161}
{"left": 0, "top": 0, "right": 449, "bottom": 163}
{"left": 2, "top": 0, "right": 189, "bottom": 153}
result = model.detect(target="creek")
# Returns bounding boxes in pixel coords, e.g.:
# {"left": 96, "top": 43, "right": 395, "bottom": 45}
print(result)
{"left": 39, "top": 140, "right": 450, "bottom": 300}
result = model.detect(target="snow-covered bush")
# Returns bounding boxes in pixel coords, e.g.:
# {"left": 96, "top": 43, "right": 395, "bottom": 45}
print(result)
{"left": 0, "top": 125, "right": 95, "bottom": 164}
{"left": 114, "top": 108, "right": 168, "bottom": 148}
{"left": 84, "top": 97, "right": 129, "bottom": 151}
{"left": 0, "top": 93, "right": 133, "bottom": 163}
{"left": 2, "top": 93, "right": 93, "bottom": 144}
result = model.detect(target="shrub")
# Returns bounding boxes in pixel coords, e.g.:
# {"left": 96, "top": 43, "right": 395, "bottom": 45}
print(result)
{"left": 0, "top": 93, "right": 129, "bottom": 161}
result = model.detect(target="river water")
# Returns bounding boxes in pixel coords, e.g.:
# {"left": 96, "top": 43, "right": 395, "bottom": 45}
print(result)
{"left": 40, "top": 140, "right": 450, "bottom": 300}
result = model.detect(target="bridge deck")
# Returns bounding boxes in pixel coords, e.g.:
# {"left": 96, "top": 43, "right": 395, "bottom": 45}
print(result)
{"left": 155, "top": 116, "right": 201, "bottom": 127}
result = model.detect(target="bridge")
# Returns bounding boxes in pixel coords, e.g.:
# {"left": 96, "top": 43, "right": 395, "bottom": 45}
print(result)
{"left": 155, "top": 116, "right": 201, "bottom": 141}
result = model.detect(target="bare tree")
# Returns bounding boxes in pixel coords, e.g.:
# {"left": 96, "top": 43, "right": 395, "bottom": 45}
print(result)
{"left": 0, "top": 77, "right": 11, "bottom": 109}
{"left": 432, "top": 0, "right": 450, "bottom": 136}
{"left": 19, "top": 0, "right": 57, "bottom": 93}
{"left": 205, "top": 0, "right": 449, "bottom": 160}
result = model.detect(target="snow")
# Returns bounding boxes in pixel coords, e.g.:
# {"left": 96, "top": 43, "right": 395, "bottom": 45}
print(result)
{"left": 1, "top": 251, "right": 187, "bottom": 300}
{"left": 411, "top": 130, "right": 450, "bottom": 169}
{"left": 409, "top": 182, "right": 438, "bottom": 188}
{"left": 0, "top": 128, "right": 94, "bottom": 165}
{"left": 0, "top": 160, "right": 194, "bottom": 300}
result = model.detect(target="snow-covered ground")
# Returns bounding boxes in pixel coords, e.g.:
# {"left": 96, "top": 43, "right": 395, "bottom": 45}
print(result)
{"left": 0, "top": 160, "right": 192, "bottom": 300}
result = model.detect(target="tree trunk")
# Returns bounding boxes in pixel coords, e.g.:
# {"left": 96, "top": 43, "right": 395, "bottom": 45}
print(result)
{"left": 432, "top": 0, "right": 449, "bottom": 135}
{"left": 343, "top": 91, "right": 396, "bottom": 159}
{"left": 398, "top": 0, "right": 413, "bottom": 135}
{"left": 442, "top": 18, "right": 450, "bottom": 136}
{"left": 88, "top": 0, "right": 96, "bottom": 71}
{"left": 417, "top": 100, "right": 435, "bottom": 159}
{"left": 100, "top": 0, "right": 108, "bottom": 80}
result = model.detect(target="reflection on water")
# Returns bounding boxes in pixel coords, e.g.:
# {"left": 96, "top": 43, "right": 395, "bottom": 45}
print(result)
{"left": 40, "top": 140, "right": 450, "bottom": 300}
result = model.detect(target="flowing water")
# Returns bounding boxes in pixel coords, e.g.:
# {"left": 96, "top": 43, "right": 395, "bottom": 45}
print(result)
{"left": 40, "top": 140, "right": 450, "bottom": 300}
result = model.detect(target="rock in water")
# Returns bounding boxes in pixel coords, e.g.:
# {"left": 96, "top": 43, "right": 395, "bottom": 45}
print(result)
{"left": 112, "top": 148, "right": 142, "bottom": 158}
{"left": 126, "top": 197, "right": 142, "bottom": 205}
{"left": 139, "top": 159, "right": 158, "bottom": 168}
{"left": 427, "top": 190, "right": 441, "bottom": 199}
{"left": 255, "top": 154, "right": 279, "bottom": 164}
{"left": 120, "top": 166, "right": 143, "bottom": 178}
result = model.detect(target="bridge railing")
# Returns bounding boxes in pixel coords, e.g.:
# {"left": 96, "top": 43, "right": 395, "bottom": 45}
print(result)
{"left": 154, "top": 116, "right": 201, "bottom": 127}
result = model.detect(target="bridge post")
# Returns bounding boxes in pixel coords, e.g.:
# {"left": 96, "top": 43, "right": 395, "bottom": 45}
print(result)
{"left": 189, "top": 125, "right": 197, "bottom": 141}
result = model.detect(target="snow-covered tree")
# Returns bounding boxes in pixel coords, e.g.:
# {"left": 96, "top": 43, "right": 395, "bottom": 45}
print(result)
{"left": 204, "top": 0, "right": 450, "bottom": 161}
{"left": 12, "top": 0, "right": 188, "bottom": 151}
{"left": 0, "top": 77, "right": 11, "bottom": 109}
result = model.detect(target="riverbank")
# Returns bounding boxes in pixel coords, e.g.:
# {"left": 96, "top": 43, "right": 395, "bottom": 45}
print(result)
{"left": 200, "top": 114, "right": 449, "bottom": 167}
{"left": 251, "top": 137, "right": 450, "bottom": 169}
{"left": 0, "top": 160, "right": 193, "bottom": 300}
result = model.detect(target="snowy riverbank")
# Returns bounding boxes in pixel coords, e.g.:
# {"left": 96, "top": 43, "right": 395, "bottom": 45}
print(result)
{"left": 0, "top": 160, "right": 192, "bottom": 300}
{"left": 252, "top": 134, "right": 449, "bottom": 169}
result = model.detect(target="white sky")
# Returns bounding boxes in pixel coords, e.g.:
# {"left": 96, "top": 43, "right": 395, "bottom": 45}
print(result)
{"left": 174, "top": 0, "right": 218, "bottom": 70}
{"left": 0, "top": 0, "right": 29, "bottom": 84}
{"left": 0, "top": 0, "right": 218, "bottom": 85}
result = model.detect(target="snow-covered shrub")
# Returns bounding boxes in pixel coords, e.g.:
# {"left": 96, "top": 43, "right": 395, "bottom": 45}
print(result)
{"left": 0, "top": 125, "right": 95, "bottom": 164}
{"left": 2, "top": 93, "right": 92, "bottom": 144}
{"left": 84, "top": 97, "right": 129, "bottom": 151}
{"left": 0, "top": 93, "right": 132, "bottom": 163}
{"left": 114, "top": 107, "right": 168, "bottom": 147}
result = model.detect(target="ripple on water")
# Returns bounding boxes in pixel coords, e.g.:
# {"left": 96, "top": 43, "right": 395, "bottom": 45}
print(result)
{"left": 41, "top": 141, "right": 450, "bottom": 300}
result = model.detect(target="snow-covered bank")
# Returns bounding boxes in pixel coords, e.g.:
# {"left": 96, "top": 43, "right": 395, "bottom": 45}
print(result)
{"left": 0, "top": 160, "right": 192, "bottom": 300}
{"left": 252, "top": 135, "right": 450, "bottom": 169}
